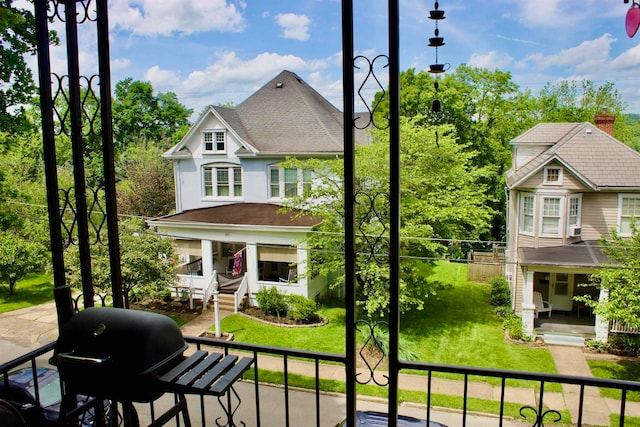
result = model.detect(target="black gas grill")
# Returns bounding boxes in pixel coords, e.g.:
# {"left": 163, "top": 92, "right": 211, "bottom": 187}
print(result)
{"left": 51, "top": 307, "right": 253, "bottom": 426}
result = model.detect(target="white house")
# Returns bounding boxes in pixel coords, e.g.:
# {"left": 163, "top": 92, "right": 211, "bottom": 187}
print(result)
{"left": 148, "top": 70, "right": 367, "bottom": 309}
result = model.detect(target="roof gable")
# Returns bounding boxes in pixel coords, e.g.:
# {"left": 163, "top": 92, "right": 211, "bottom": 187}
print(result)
{"left": 165, "top": 70, "right": 364, "bottom": 158}
{"left": 507, "top": 122, "right": 640, "bottom": 190}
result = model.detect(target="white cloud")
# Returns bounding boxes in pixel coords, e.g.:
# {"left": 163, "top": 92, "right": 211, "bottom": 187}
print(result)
{"left": 504, "top": 0, "right": 607, "bottom": 29}
{"left": 275, "top": 13, "right": 311, "bottom": 41}
{"left": 468, "top": 51, "right": 513, "bottom": 70}
{"left": 144, "top": 50, "right": 333, "bottom": 116}
{"left": 111, "top": 58, "right": 132, "bottom": 72}
{"left": 109, "top": 0, "right": 246, "bottom": 36}
{"left": 518, "top": 34, "right": 615, "bottom": 73}
{"left": 611, "top": 43, "right": 640, "bottom": 71}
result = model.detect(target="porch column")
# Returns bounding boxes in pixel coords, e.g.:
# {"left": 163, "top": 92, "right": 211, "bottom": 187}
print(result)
{"left": 246, "top": 243, "right": 258, "bottom": 297}
{"left": 521, "top": 269, "right": 536, "bottom": 336}
{"left": 201, "top": 240, "right": 213, "bottom": 276}
{"left": 296, "top": 242, "right": 308, "bottom": 287}
{"left": 595, "top": 288, "right": 610, "bottom": 343}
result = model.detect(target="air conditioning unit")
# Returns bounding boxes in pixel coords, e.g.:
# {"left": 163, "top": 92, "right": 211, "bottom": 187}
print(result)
{"left": 569, "top": 226, "right": 582, "bottom": 237}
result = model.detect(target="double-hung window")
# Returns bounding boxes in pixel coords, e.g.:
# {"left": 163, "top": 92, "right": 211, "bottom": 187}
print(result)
{"left": 203, "top": 164, "right": 242, "bottom": 198}
{"left": 619, "top": 195, "right": 640, "bottom": 236}
{"left": 203, "top": 130, "right": 226, "bottom": 153}
{"left": 520, "top": 193, "right": 535, "bottom": 234}
{"left": 541, "top": 196, "right": 562, "bottom": 236}
{"left": 269, "top": 166, "right": 312, "bottom": 199}
{"left": 567, "top": 195, "right": 581, "bottom": 234}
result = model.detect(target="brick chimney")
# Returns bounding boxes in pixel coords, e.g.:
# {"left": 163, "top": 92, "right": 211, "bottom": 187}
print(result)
{"left": 594, "top": 111, "right": 615, "bottom": 136}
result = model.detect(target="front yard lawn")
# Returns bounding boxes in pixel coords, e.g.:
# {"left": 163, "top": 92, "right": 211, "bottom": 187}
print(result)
{"left": 588, "top": 359, "right": 640, "bottom": 401}
{"left": 220, "top": 261, "right": 557, "bottom": 375}
{"left": 0, "top": 273, "right": 54, "bottom": 314}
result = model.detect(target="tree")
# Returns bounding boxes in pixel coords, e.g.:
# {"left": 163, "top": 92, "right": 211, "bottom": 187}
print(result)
{"left": 0, "top": 230, "right": 45, "bottom": 294}
{"left": 578, "top": 226, "right": 640, "bottom": 328}
{"left": 112, "top": 78, "right": 192, "bottom": 149}
{"left": 282, "top": 120, "right": 493, "bottom": 316}
{"left": 65, "top": 218, "right": 178, "bottom": 308}
{"left": 116, "top": 143, "right": 175, "bottom": 218}
{"left": 536, "top": 80, "right": 626, "bottom": 123}
{"left": 0, "top": 1, "right": 37, "bottom": 135}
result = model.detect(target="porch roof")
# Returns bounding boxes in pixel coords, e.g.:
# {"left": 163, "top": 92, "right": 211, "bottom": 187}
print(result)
{"left": 149, "top": 203, "right": 323, "bottom": 228}
{"left": 518, "top": 241, "right": 611, "bottom": 268}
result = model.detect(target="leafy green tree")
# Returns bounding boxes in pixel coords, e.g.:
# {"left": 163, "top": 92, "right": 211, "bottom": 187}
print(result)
{"left": 536, "top": 80, "right": 625, "bottom": 123}
{"left": 373, "top": 66, "right": 536, "bottom": 239}
{"left": 283, "top": 120, "right": 493, "bottom": 316}
{"left": 0, "top": 229, "right": 46, "bottom": 294}
{"left": 116, "top": 143, "right": 175, "bottom": 218}
{"left": 65, "top": 218, "right": 178, "bottom": 308}
{"left": 112, "top": 78, "right": 192, "bottom": 149}
{"left": 0, "top": 1, "right": 37, "bottom": 135}
{"left": 578, "top": 226, "right": 640, "bottom": 327}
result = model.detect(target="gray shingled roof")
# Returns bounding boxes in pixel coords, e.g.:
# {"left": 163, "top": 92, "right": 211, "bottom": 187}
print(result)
{"left": 506, "top": 122, "right": 640, "bottom": 189}
{"left": 231, "top": 70, "right": 358, "bottom": 154}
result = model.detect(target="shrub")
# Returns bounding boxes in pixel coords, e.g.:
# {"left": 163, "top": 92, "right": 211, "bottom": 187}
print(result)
{"left": 256, "top": 286, "right": 288, "bottom": 317}
{"left": 287, "top": 294, "right": 318, "bottom": 322}
{"left": 502, "top": 313, "right": 532, "bottom": 342}
{"left": 490, "top": 276, "right": 511, "bottom": 307}
{"left": 494, "top": 305, "right": 511, "bottom": 318}
{"left": 608, "top": 333, "right": 640, "bottom": 356}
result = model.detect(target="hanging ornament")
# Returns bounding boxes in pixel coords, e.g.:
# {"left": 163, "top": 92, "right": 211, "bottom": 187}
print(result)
{"left": 428, "top": 1, "right": 446, "bottom": 147}
{"left": 626, "top": 0, "right": 640, "bottom": 38}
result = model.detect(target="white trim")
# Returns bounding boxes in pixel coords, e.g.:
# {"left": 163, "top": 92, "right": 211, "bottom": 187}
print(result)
{"left": 202, "top": 129, "right": 227, "bottom": 154}
{"left": 202, "top": 163, "right": 243, "bottom": 200}
{"left": 519, "top": 192, "right": 535, "bottom": 236}
{"left": 618, "top": 194, "right": 640, "bottom": 237}
{"left": 566, "top": 194, "right": 582, "bottom": 237}
{"left": 539, "top": 195, "right": 563, "bottom": 238}
{"left": 543, "top": 166, "right": 563, "bottom": 186}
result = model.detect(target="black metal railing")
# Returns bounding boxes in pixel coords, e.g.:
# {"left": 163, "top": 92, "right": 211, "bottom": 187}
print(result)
{"left": 3, "top": 337, "right": 639, "bottom": 427}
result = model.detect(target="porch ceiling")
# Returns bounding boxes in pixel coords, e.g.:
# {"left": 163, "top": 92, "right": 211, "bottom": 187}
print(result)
{"left": 519, "top": 240, "right": 611, "bottom": 268}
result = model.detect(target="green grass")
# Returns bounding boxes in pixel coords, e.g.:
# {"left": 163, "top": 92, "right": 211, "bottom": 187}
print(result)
{"left": 221, "top": 306, "right": 346, "bottom": 353}
{"left": 221, "top": 261, "right": 558, "bottom": 382}
{"left": 588, "top": 359, "right": 640, "bottom": 401}
{"left": 611, "top": 414, "right": 640, "bottom": 427}
{"left": 405, "top": 262, "right": 557, "bottom": 375}
{"left": 0, "top": 272, "right": 55, "bottom": 313}
{"left": 245, "top": 368, "right": 573, "bottom": 424}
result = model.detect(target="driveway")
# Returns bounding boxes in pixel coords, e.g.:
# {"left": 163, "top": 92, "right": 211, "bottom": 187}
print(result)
{"left": 0, "top": 300, "right": 59, "bottom": 364}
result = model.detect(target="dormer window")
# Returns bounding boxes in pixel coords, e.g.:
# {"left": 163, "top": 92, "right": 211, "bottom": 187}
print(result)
{"left": 543, "top": 166, "right": 562, "bottom": 185}
{"left": 203, "top": 130, "right": 226, "bottom": 153}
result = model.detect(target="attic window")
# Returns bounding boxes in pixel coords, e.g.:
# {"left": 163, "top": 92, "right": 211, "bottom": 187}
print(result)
{"left": 203, "top": 130, "right": 226, "bottom": 153}
{"left": 543, "top": 166, "right": 562, "bottom": 185}
{"left": 276, "top": 82, "right": 284, "bottom": 88}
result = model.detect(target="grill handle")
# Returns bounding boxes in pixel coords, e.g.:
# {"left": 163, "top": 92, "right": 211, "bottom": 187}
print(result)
{"left": 56, "top": 353, "right": 111, "bottom": 366}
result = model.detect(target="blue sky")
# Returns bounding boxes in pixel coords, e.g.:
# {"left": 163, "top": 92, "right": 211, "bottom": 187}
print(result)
{"left": 35, "top": 0, "right": 640, "bottom": 116}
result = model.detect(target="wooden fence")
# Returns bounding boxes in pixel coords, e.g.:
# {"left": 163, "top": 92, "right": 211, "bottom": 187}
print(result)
{"left": 610, "top": 320, "right": 640, "bottom": 334}
{"left": 467, "top": 248, "right": 505, "bottom": 283}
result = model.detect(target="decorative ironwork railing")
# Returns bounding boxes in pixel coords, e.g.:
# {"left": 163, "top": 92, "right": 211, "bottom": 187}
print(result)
{"left": 3, "top": 338, "right": 640, "bottom": 427}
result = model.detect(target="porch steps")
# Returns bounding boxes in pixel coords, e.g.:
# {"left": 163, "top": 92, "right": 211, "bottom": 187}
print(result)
{"left": 209, "top": 293, "right": 246, "bottom": 312}
{"left": 541, "top": 333, "right": 587, "bottom": 347}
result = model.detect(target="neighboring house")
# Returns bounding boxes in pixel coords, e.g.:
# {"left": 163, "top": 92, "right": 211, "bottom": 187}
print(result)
{"left": 148, "top": 70, "right": 366, "bottom": 309}
{"left": 505, "top": 113, "right": 640, "bottom": 342}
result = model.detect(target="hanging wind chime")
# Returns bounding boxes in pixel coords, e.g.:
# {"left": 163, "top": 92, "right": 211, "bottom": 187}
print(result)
{"left": 428, "top": 1, "right": 446, "bottom": 147}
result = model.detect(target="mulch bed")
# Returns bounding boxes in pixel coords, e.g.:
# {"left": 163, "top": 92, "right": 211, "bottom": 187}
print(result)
{"left": 241, "top": 307, "right": 327, "bottom": 327}
{"left": 131, "top": 298, "right": 203, "bottom": 322}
